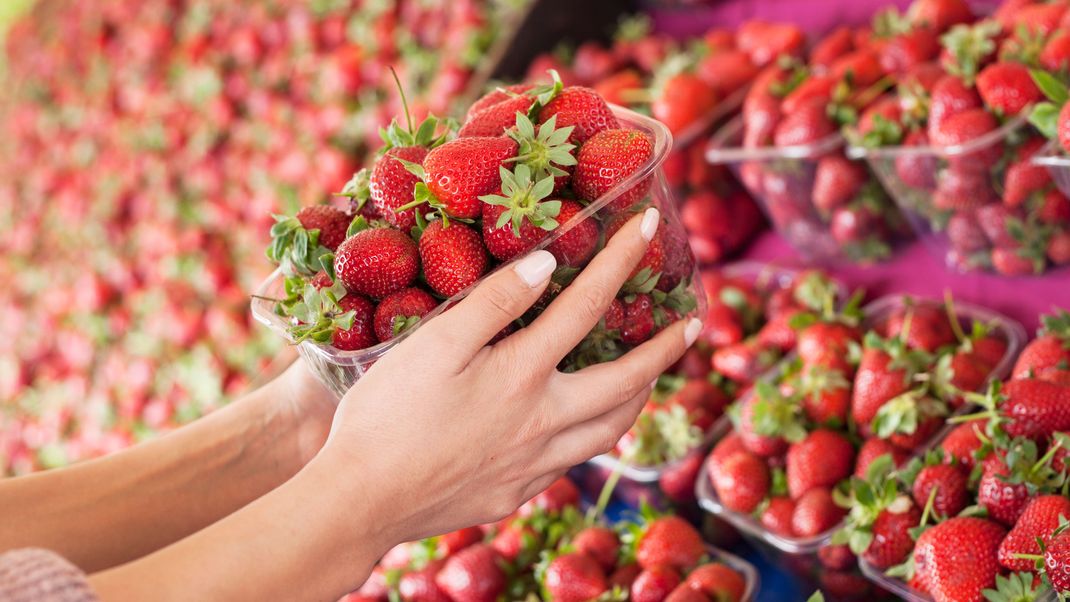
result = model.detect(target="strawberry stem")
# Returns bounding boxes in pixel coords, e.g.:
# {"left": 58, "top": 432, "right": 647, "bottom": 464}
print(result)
{"left": 590, "top": 464, "right": 624, "bottom": 524}
{"left": 390, "top": 67, "right": 414, "bottom": 135}
{"left": 944, "top": 290, "right": 967, "bottom": 344}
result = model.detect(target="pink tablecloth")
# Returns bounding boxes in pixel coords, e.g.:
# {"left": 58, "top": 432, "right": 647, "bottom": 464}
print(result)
{"left": 741, "top": 232, "right": 1070, "bottom": 333}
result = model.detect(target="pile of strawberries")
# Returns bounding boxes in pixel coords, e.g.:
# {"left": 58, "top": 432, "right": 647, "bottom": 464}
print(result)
{"left": 851, "top": 0, "right": 1070, "bottom": 274}
{"left": 703, "top": 294, "right": 1015, "bottom": 598}
{"left": 265, "top": 77, "right": 699, "bottom": 373}
{"left": 345, "top": 477, "right": 751, "bottom": 602}
{"left": 523, "top": 16, "right": 767, "bottom": 265}
{"left": 0, "top": 0, "right": 526, "bottom": 475}
{"left": 834, "top": 310, "right": 1070, "bottom": 602}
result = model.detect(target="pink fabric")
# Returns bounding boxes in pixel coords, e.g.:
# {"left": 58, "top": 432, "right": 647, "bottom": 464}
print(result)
{"left": 0, "top": 549, "right": 97, "bottom": 602}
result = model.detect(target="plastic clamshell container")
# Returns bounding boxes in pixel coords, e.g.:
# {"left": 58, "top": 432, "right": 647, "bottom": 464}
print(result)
{"left": 704, "top": 544, "right": 761, "bottom": 602}
{"left": 252, "top": 105, "right": 706, "bottom": 399}
{"left": 694, "top": 294, "right": 1025, "bottom": 597}
{"left": 848, "top": 114, "right": 1063, "bottom": 275}
{"left": 707, "top": 116, "right": 908, "bottom": 265}
{"left": 1032, "top": 138, "right": 1070, "bottom": 199}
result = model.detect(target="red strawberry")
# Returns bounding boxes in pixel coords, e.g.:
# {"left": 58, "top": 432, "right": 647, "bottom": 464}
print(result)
{"left": 998, "top": 494, "right": 1070, "bottom": 571}
{"left": 760, "top": 496, "right": 797, "bottom": 537}
{"left": 466, "top": 84, "right": 535, "bottom": 119}
{"left": 538, "top": 86, "right": 619, "bottom": 145}
{"left": 1044, "top": 524, "right": 1070, "bottom": 592}
{"left": 992, "top": 246, "right": 1038, "bottom": 276}
{"left": 546, "top": 200, "right": 599, "bottom": 267}
{"left": 1060, "top": 102, "right": 1070, "bottom": 155}
{"left": 664, "top": 584, "right": 707, "bottom": 602}
{"left": 659, "top": 451, "right": 705, "bottom": 505}
{"left": 932, "top": 109, "right": 1002, "bottom": 169}
{"left": 421, "top": 137, "right": 517, "bottom": 219}
{"left": 373, "top": 287, "right": 437, "bottom": 342}
{"left": 881, "top": 29, "right": 941, "bottom": 75}
{"left": 913, "top": 463, "right": 970, "bottom": 518}
{"left": 459, "top": 95, "right": 534, "bottom": 138}
{"left": 1002, "top": 139, "right": 1052, "bottom": 208}
{"left": 609, "top": 563, "right": 642, "bottom": 590}
{"left": 895, "top": 130, "right": 938, "bottom": 190}
{"left": 480, "top": 203, "right": 548, "bottom": 262}
{"left": 605, "top": 210, "right": 664, "bottom": 282}
{"left": 737, "top": 20, "right": 806, "bottom": 66}
{"left": 542, "top": 553, "right": 607, "bottom": 602}
{"left": 595, "top": 70, "right": 644, "bottom": 106}
{"left": 335, "top": 228, "right": 419, "bottom": 299}
{"left": 831, "top": 48, "right": 886, "bottom": 87}
{"left": 946, "top": 211, "right": 988, "bottom": 254}
{"left": 439, "top": 527, "right": 484, "bottom": 557}
{"left": 908, "top": 0, "right": 973, "bottom": 32}
{"left": 434, "top": 544, "right": 505, "bottom": 602}
{"left": 399, "top": 559, "right": 451, "bottom": 602}
{"left": 787, "top": 429, "right": 854, "bottom": 499}
{"left": 934, "top": 166, "right": 997, "bottom": 212}
{"left": 572, "top": 527, "right": 619, "bottom": 573}
{"left": 333, "top": 294, "right": 377, "bottom": 351}
{"left": 1007, "top": 1, "right": 1067, "bottom": 36}
{"left": 978, "top": 453, "right": 1035, "bottom": 527}
{"left": 706, "top": 432, "right": 747, "bottom": 481}
{"left": 574, "top": 129, "right": 654, "bottom": 211}
{"left": 998, "top": 379, "right": 1070, "bottom": 440}
{"left": 939, "top": 420, "right": 985, "bottom": 468}
{"left": 697, "top": 50, "right": 758, "bottom": 97}
{"left": 885, "top": 301, "right": 955, "bottom": 352}
{"left": 913, "top": 517, "right": 1005, "bottom": 602}
{"left": 636, "top": 516, "right": 706, "bottom": 571}
{"left": 711, "top": 450, "right": 770, "bottom": 513}
{"left": 797, "top": 321, "right": 862, "bottom": 374}
{"left": 652, "top": 74, "right": 719, "bottom": 136}
{"left": 1042, "top": 30, "right": 1070, "bottom": 72}
{"left": 799, "top": 365, "right": 852, "bottom": 426}
{"left": 1013, "top": 310, "right": 1070, "bottom": 379}
{"left": 976, "top": 62, "right": 1041, "bottom": 117}
{"left": 851, "top": 341, "right": 917, "bottom": 429}
{"left": 792, "top": 487, "right": 846, "bottom": 537}
{"left": 780, "top": 75, "right": 836, "bottom": 117}
{"left": 866, "top": 499, "right": 922, "bottom": 569}
{"left": 1049, "top": 230, "right": 1070, "bottom": 266}
{"left": 685, "top": 563, "right": 746, "bottom": 602}
{"left": 976, "top": 203, "right": 1017, "bottom": 248}
{"left": 621, "top": 294, "right": 657, "bottom": 346}
{"left": 811, "top": 27, "right": 855, "bottom": 69}
{"left": 812, "top": 155, "right": 867, "bottom": 212}
{"left": 773, "top": 97, "right": 836, "bottom": 147}
{"left": 296, "top": 205, "right": 350, "bottom": 251}
{"left": 711, "top": 340, "right": 779, "bottom": 385}
{"left": 632, "top": 565, "right": 681, "bottom": 602}
{"left": 370, "top": 146, "right": 428, "bottom": 231}
{"left": 418, "top": 220, "right": 488, "bottom": 298}
{"left": 1040, "top": 189, "right": 1070, "bottom": 225}
{"left": 928, "top": 75, "right": 981, "bottom": 132}
{"left": 854, "top": 438, "right": 909, "bottom": 478}
{"left": 518, "top": 477, "right": 580, "bottom": 517}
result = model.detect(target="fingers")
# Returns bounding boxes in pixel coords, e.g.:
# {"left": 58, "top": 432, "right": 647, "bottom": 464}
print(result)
{"left": 501, "top": 208, "right": 660, "bottom": 366}
{"left": 551, "top": 318, "right": 702, "bottom": 425}
{"left": 420, "top": 250, "right": 556, "bottom": 358}
{"left": 540, "top": 384, "right": 652, "bottom": 471}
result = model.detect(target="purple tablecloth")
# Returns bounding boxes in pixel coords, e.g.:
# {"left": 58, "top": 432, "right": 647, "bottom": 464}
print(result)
{"left": 740, "top": 231, "right": 1070, "bottom": 332}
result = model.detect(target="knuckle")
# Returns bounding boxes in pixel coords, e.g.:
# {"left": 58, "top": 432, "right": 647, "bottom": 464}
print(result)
{"left": 480, "top": 281, "right": 519, "bottom": 320}
{"left": 576, "top": 282, "right": 612, "bottom": 323}
{"left": 615, "top": 368, "right": 644, "bottom": 402}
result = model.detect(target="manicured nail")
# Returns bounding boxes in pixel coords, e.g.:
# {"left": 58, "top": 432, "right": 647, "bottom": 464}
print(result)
{"left": 640, "top": 207, "right": 660, "bottom": 241}
{"left": 514, "top": 250, "right": 557, "bottom": 287}
{"left": 684, "top": 318, "right": 702, "bottom": 347}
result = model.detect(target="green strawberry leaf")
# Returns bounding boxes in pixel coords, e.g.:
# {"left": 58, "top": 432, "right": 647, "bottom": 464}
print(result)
{"left": 1031, "top": 69, "right": 1070, "bottom": 105}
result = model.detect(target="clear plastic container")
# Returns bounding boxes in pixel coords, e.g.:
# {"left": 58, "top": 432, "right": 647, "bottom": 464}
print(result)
{"left": 694, "top": 294, "right": 1025, "bottom": 600}
{"left": 1032, "top": 138, "right": 1070, "bottom": 199}
{"left": 704, "top": 543, "right": 762, "bottom": 602}
{"left": 849, "top": 115, "right": 1066, "bottom": 275}
{"left": 252, "top": 105, "right": 707, "bottom": 399}
{"left": 706, "top": 116, "right": 908, "bottom": 265}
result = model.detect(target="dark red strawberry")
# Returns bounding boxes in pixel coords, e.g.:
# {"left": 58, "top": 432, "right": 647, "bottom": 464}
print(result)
{"left": 542, "top": 552, "right": 607, "bottom": 602}
{"left": 854, "top": 438, "right": 909, "bottom": 478}
{"left": 371, "top": 146, "right": 429, "bottom": 231}
{"left": 418, "top": 220, "right": 488, "bottom": 298}
{"left": 399, "top": 559, "right": 451, "bottom": 602}
{"left": 711, "top": 449, "right": 770, "bottom": 513}
{"left": 851, "top": 338, "right": 919, "bottom": 429}
{"left": 912, "top": 517, "right": 1005, "bottom": 602}
{"left": 998, "top": 494, "right": 1070, "bottom": 571}
{"left": 866, "top": 500, "right": 922, "bottom": 569}
{"left": 773, "top": 97, "right": 836, "bottom": 147}
{"left": 939, "top": 420, "right": 985, "bottom": 468}
{"left": 760, "top": 496, "right": 797, "bottom": 537}
{"left": 636, "top": 516, "right": 706, "bottom": 571}
{"left": 373, "top": 287, "right": 437, "bottom": 342}
{"left": 574, "top": 128, "right": 654, "bottom": 211}
{"left": 685, "top": 563, "right": 746, "bottom": 602}
{"left": 459, "top": 95, "right": 533, "bottom": 138}
{"left": 998, "top": 379, "right": 1070, "bottom": 439}
{"left": 912, "top": 463, "right": 970, "bottom": 517}
{"left": 335, "top": 227, "right": 420, "bottom": 299}
{"left": 632, "top": 565, "right": 681, "bottom": 602}
{"left": 797, "top": 321, "right": 862, "bottom": 375}
{"left": 420, "top": 137, "right": 517, "bottom": 219}
{"left": 887, "top": 301, "right": 956, "bottom": 352}
{"left": 737, "top": 20, "right": 806, "bottom": 66}
{"left": 538, "top": 86, "right": 619, "bottom": 145}
{"left": 1013, "top": 310, "right": 1070, "bottom": 379}
{"left": 792, "top": 487, "right": 846, "bottom": 537}
{"left": 787, "top": 429, "right": 855, "bottom": 499}
{"left": 466, "top": 84, "right": 535, "bottom": 120}
{"left": 296, "top": 205, "right": 350, "bottom": 251}
{"left": 976, "top": 62, "right": 1041, "bottom": 117}
{"left": 621, "top": 294, "right": 656, "bottom": 346}
{"left": 434, "top": 544, "right": 505, "bottom": 602}
{"left": 928, "top": 74, "right": 981, "bottom": 132}
{"left": 333, "top": 294, "right": 377, "bottom": 351}
{"left": 813, "top": 155, "right": 867, "bottom": 212}
{"left": 572, "top": 527, "right": 619, "bottom": 573}
{"left": 546, "top": 200, "right": 599, "bottom": 267}
{"left": 658, "top": 451, "right": 705, "bottom": 505}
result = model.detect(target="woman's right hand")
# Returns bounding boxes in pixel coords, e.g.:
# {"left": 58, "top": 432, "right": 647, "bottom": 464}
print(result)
{"left": 317, "top": 207, "right": 703, "bottom": 546}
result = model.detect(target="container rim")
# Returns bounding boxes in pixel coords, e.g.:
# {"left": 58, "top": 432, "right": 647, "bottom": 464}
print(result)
{"left": 845, "top": 113, "right": 1031, "bottom": 160}
{"left": 705, "top": 115, "right": 846, "bottom": 164}
{"left": 705, "top": 543, "right": 761, "bottom": 602}
{"left": 674, "top": 85, "right": 750, "bottom": 149}
{"left": 1031, "top": 137, "right": 1070, "bottom": 167}
{"left": 251, "top": 104, "right": 675, "bottom": 364}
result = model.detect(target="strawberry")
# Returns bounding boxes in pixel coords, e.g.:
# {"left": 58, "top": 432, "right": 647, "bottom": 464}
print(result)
{"left": 518, "top": 477, "right": 580, "bottom": 517}
{"left": 854, "top": 438, "right": 909, "bottom": 478}
{"left": 1013, "top": 310, "right": 1070, "bottom": 379}
{"left": 797, "top": 321, "right": 862, "bottom": 374}
{"left": 737, "top": 20, "right": 806, "bottom": 66}
{"left": 940, "top": 420, "right": 986, "bottom": 468}
{"left": 371, "top": 146, "right": 429, "bottom": 231}
{"left": 697, "top": 50, "right": 758, "bottom": 97}
{"left": 888, "top": 301, "right": 956, "bottom": 352}
{"left": 1002, "top": 138, "right": 1052, "bottom": 208}
{"left": 976, "top": 441, "right": 1060, "bottom": 526}
{"left": 335, "top": 226, "right": 420, "bottom": 299}
{"left": 605, "top": 210, "right": 664, "bottom": 283}
{"left": 1008, "top": 2, "right": 1067, "bottom": 37}
{"left": 546, "top": 200, "right": 599, "bottom": 267}
{"left": 831, "top": 48, "right": 886, "bottom": 87}
{"left": 912, "top": 463, "right": 970, "bottom": 517}
{"left": 995, "top": 379, "right": 1070, "bottom": 439}
{"left": 773, "top": 97, "right": 837, "bottom": 147}
{"left": 881, "top": 29, "right": 941, "bottom": 76}
{"left": 636, "top": 516, "right": 705, "bottom": 572}
{"left": 1044, "top": 523, "right": 1070, "bottom": 592}
{"left": 992, "top": 246, "right": 1040, "bottom": 276}
{"left": 296, "top": 205, "right": 350, "bottom": 251}
{"left": 976, "top": 62, "right": 1041, "bottom": 117}
{"left": 609, "top": 563, "right": 641, "bottom": 590}
{"left": 685, "top": 563, "right": 746, "bottom": 602}
{"left": 792, "top": 487, "right": 847, "bottom": 537}
{"left": 760, "top": 496, "right": 797, "bottom": 537}
{"left": 812, "top": 156, "right": 867, "bottom": 212}
{"left": 439, "top": 527, "right": 485, "bottom": 557}
{"left": 595, "top": 70, "right": 644, "bottom": 106}
{"left": 705, "top": 432, "right": 748, "bottom": 481}
{"left": 786, "top": 429, "right": 855, "bottom": 499}
{"left": 573, "top": 527, "right": 620, "bottom": 573}
{"left": 1040, "top": 189, "right": 1070, "bottom": 225}
{"left": 895, "top": 130, "right": 938, "bottom": 190}
{"left": 843, "top": 485, "right": 920, "bottom": 570}
{"left": 479, "top": 165, "right": 562, "bottom": 261}
{"left": 851, "top": 335, "right": 924, "bottom": 428}
{"left": 928, "top": 75, "right": 981, "bottom": 133}
{"left": 998, "top": 494, "right": 1070, "bottom": 571}
{"left": 1060, "top": 102, "right": 1070, "bottom": 155}
{"left": 946, "top": 211, "right": 989, "bottom": 254}
{"left": 399, "top": 559, "right": 451, "bottom": 602}
{"left": 652, "top": 73, "right": 719, "bottom": 136}
{"left": 908, "top": 0, "right": 973, "bottom": 32}
{"left": 811, "top": 27, "right": 855, "bottom": 69}
{"left": 434, "top": 544, "right": 505, "bottom": 602}
{"left": 418, "top": 220, "right": 488, "bottom": 298}
{"left": 799, "top": 365, "right": 852, "bottom": 427}
{"left": 711, "top": 339, "right": 779, "bottom": 385}
{"left": 933, "top": 166, "right": 997, "bottom": 212}
{"left": 459, "top": 95, "right": 533, "bottom": 138}
{"left": 1049, "top": 230, "right": 1070, "bottom": 266}
{"left": 976, "top": 203, "right": 1018, "bottom": 248}
{"left": 621, "top": 294, "right": 657, "bottom": 346}
{"left": 780, "top": 75, "right": 836, "bottom": 117}
{"left": 574, "top": 128, "right": 654, "bottom": 211}
{"left": 332, "top": 294, "right": 377, "bottom": 351}
{"left": 466, "top": 84, "right": 535, "bottom": 119}
{"left": 416, "top": 136, "right": 517, "bottom": 219}
{"left": 373, "top": 287, "right": 437, "bottom": 342}
{"left": 912, "top": 517, "right": 1005, "bottom": 602}
{"left": 664, "top": 584, "right": 707, "bottom": 602}
{"left": 632, "top": 565, "right": 681, "bottom": 602}
{"left": 1041, "top": 30, "right": 1070, "bottom": 72}
{"left": 538, "top": 86, "right": 619, "bottom": 145}
{"left": 541, "top": 553, "right": 607, "bottom": 602}
{"left": 710, "top": 449, "right": 770, "bottom": 513}
{"left": 930, "top": 109, "right": 1001, "bottom": 169}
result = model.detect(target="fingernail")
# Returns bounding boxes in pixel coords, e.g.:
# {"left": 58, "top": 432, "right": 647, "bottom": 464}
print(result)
{"left": 514, "top": 250, "right": 557, "bottom": 288}
{"left": 684, "top": 318, "right": 702, "bottom": 347}
{"left": 640, "top": 207, "right": 660, "bottom": 241}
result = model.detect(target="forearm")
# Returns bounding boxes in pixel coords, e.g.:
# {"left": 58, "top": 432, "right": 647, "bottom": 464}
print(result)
{"left": 88, "top": 453, "right": 391, "bottom": 602}
{"left": 0, "top": 362, "right": 333, "bottom": 573}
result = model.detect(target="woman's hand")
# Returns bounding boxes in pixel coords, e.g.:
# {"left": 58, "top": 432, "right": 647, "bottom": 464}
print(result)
{"left": 320, "top": 207, "right": 702, "bottom": 544}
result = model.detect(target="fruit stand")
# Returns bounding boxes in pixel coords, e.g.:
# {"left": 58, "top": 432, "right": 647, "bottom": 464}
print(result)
{"left": 3, "top": 0, "right": 1070, "bottom": 601}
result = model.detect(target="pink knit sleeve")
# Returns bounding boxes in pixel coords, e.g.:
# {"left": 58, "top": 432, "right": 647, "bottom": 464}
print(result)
{"left": 0, "top": 549, "right": 98, "bottom": 602}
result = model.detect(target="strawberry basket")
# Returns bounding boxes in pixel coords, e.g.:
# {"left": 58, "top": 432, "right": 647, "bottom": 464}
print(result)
{"left": 706, "top": 116, "right": 910, "bottom": 265}
{"left": 693, "top": 294, "right": 1024, "bottom": 601}
{"left": 252, "top": 104, "right": 706, "bottom": 399}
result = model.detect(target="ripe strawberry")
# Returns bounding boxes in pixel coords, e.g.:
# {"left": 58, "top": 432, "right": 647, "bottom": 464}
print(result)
{"left": 574, "top": 128, "right": 654, "bottom": 211}
{"left": 1014, "top": 310, "right": 1070, "bottom": 379}
{"left": 1042, "top": 30, "right": 1070, "bottom": 72}
{"left": 977, "top": 450, "right": 1046, "bottom": 527}
{"left": 812, "top": 155, "right": 867, "bottom": 212}
{"left": 854, "top": 438, "right": 909, "bottom": 478}
{"left": 711, "top": 450, "right": 770, "bottom": 513}
{"left": 780, "top": 75, "right": 835, "bottom": 117}
{"left": 621, "top": 294, "right": 656, "bottom": 346}
{"left": 481, "top": 203, "right": 547, "bottom": 261}
{"left": 933, "top": 166, "right": 997, "bottom": 212}
{"left": 546, "top": 200, "right": 598, "bottom": 267}
{"left": 538, "top": 86, "right": 619, "bottom": 145}
{"left": 895, "top": 130, "right": 938, "bottom": 190}
{"left": 706, "top": 432, "right": 747, "bottom": 480}
{"left": 851, "top": 339, "right": 918, "bottom": 429}
{"left": 792, "top": 487, "right": 846, "bottom": 537}
{"left": 420, "top": 137, "right": 517, "bottom": 219}
{"left": 976, "top": 62, "right": 1041, "bottom": 117}
{"left": 459, "top": 94, "right": 534, "bottom": 138}
{"left": 885, "top": 301, "right": 956, "bottom": 352}
{"left": 335, "top": 227, "right": 420, "bottom": 299}
{"left": 371, "top": 146, "right": 429, "bottom": 231}
{"left": 930, "top": 109, "right": 1001, "bottom": 169}
{"left": 652, "top": 73, "right": 718, "bottom": 136}
{"left": 664, "top": 584, "right": 707, "bottom": 602}
{"left": 928, "top": 75, "right": 981, "bottom": 132}
{"left": 976, "top": 203, "right": 1017, "bottom": 248}
{"left": 913, "top": 517, "right": 1005, "bottom": 602}
{"left": 685, "top": 563, "right": 746, "bottom": 602}
{"left": 913, "top": 463, "right": 970, "bottom": 517}
{"left": 595, "top": 70, "right": 644, "bottom": 106}
{"left": 786, "top": 429, "right": 855, "bottom": 499}
{"left": 1008, "top": 1, "right": 1067, "bottom": 36}
{"left": 737, "top": 20, "right": 806, "bottom": 66}
{"left": 1049, "top": 230, "right": 1070, "bottom": 266}
{"left": 799, "top": 365, "right": 851, "bottom": 426}
{"left": 908, "top": 0, "right": 973, "bottom": 32}
{"left": 797, "top": 321, "right": 862, "bottom": 374}
{"left": 373, "top": 287, "right": 437, "bottom": 342}
{"left": 998, "top": 494, "right": 1070, "bottom": 572}
{"left": 399, "top": 559, "right": 450, "bottom": 602}
{"left": 1002, "top": 139, "right": 1052, "bottom": 208}
{"left": 418, "top": 220, "right": 488, "bottom": 298}
{"left": 811, "top": 27, "right": 855, "bottom": 69}
{"left": 518, "top": 477, "right": 580, "bottom": 517}
{"left": 632, "top": 565, "right": 681, "bottom": 602}
{"left": 773, "top": 97, "right": 836, "bottom": 147}
{"left": 658, "top": 451, "right": 705, "bottom": 505}
{"left": 760, "top": 496, "right": 797, "bottom": 537}
{"left": 332, "top": 294, "right": 377, "bottom": 350}
{"left": 296, "top": 205, "right": 350, "bottom": 251}
{"left": 572, "top": 527, "right": 619, "bottom": 573}
{"left": 434, "top": 544, "right": 505, "bottom": 602}
{"left": 1044, "top": 524, "right": 1070, "bottom": 592}
{"left": 1040, "top": 189, "right": 1070, "bottom": 225}
{"left": 998, "top": 379, "right": 1070, "bottom": 439}
{"left": 542, "top": 553, "right": 607, "bottom": 602}
{"left": 946, "top": 211, "right": 988, "bottom": 254}
{"left": 466, "top": 84, "right": 535, "bottom": 119}
{"left": 711, "top": 339, "right": 779, "bottom": 385}
{"left": 439, "top": 527, "right": 485, "bottom": 557}
{"left": 697, "top": 50, "right": 758, "bottom": 97}
{"left": 636, "top": 516, "right": 705, "bottom": 571}
{"left": 867, "top": 500, "right": 922, "bottom": 569}
{"left": 1060, "top": 102, "right": 1070, "bottom": 155}
{"left": 940, "top": 420, "right": 986, "bottom": 468}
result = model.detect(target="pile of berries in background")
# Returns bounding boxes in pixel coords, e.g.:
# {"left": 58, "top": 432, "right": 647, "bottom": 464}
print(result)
{"left": 0, "top": 0, "right": 529, "bottom": 475}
